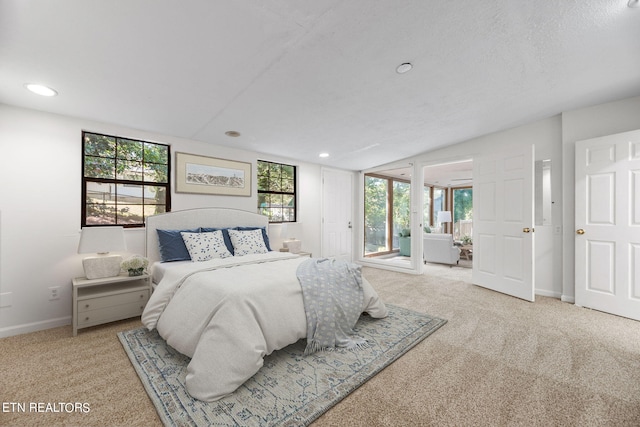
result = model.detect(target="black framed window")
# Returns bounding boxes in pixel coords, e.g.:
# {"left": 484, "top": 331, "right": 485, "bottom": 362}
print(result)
{"left": 82, "top": 131, "right": 171, "bottom": 227}
{"left": 257, "top": 160, "right": 296, "bottom": 222}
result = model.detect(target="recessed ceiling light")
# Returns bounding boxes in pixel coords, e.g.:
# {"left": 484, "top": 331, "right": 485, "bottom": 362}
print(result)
{"left": 25, "top": 83, "right": 58, "bottom": 97}
{"left": 224, "top": 131, "right": 241, "bottom": 137}
{"left": 319, "top": 153, "right": 330, "bottom": 158}
{"left": 396, "top": 62, "right": 413, "bottom": 74}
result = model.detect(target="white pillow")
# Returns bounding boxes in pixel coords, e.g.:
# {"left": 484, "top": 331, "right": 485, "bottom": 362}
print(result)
{"left": 228, "top": 229, "right": 269, "bottom": 256}
{"left": 180, "top": 231, "right": 233, "bottom": 262}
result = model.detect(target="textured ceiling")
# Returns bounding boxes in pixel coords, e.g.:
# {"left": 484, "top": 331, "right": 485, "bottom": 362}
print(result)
{"left": 1, "top": 1, "right": 639, "bottom": 171}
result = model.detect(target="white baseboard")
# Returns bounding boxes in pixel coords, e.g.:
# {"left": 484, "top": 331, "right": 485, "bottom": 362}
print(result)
{"left": 0, "top": 316, "right": 71, "bottom": 338}
{"left": 561, "top": 295, "right": 575, "bottom": 304}
{"left": 535, "top": 289, "right": 561, "bottom": 299}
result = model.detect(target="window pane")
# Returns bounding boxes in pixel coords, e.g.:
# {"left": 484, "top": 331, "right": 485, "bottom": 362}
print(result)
{"left": 269, "top": 163, "right": 281, "bottom": 180}
{"left": 144, "top": 142, "right": 168, "bottom": 165}
{"left": 86, "top": 181, "right": 115, "bottom": 203}
{"left": 257, "top": 175, "right": 269, "bottom": 191}
{"left": 282, "top": 208, "right": 295, "bottom": 222}
{"left": 453, "top": 188, "right": 473, "bottom": 240}
{"left": 144, "top": 185, "right": 166, "bottom": 205}
{"left": 269, "top": 207, "right": 283, "bottom": 222}
{"left": 144, "top": 204, "right": 165, "bottom": 218}
{"left": 117, "top": 160, "right": 143, "bottom": 181}
{"left": 85, "top": 203, "right": 116, "bottom": 225}
{"left": 433, "top": 188, "right": 445, "bottom": 213}
{"left": 116, "top": 184, "right": 143, "bottom": 204}
{"left": 282, "top": 178, "right": 294, "bottom": 193}
{"left": 257, "top": 161, "right": 269, "bottom": 177}
{"left": 85, "top": 181, "right": 116, "bottom": 225}
{"left": 282, "top": 194, "right": 294, "bottom": 208}
{"left": 392, "top": 181, "right": 410, "bottom": 250}
{"left": 84, "top": 133, "right": 115, "bottom": 157}
{"left": 269, "top": 175, "right": 282, "bottom": 191}
{"left": 433, "top": 187, "right": 447, "bottom": 232}
{"left": 117, "top": 138, "right": 143, "bottom": 160}
{"left": 266, "top": 162, "right": 281, "bottom": 191}
{"left": 271, "top": 194, "right": 284, "bottom": 208}
{"left": 116, "top": 205, "right": 144, "bottom": 224}
{"left": 85, "top": 156, "right": 115, "bottom": 179}
{"left": 258, "top": 193, "right": 268, "bottom": 208}
{"left": 364, "top": 176, "right": 388, "bottom": 255}
{"left": 144, "top": 163, "right": 168, "bottom": 183}
{"left": 424, "top": 186, "right": 432, "bottom": 231}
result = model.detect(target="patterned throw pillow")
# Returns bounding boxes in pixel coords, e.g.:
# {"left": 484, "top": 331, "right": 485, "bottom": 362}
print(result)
{"left": 180, "top": 231, "right": 233, "bottom": 262}
{"left": 228, "top": 229, "right": 269, "bottom": 256}
{"left": 234, "top": 226, "right": 272, "bottom": 251}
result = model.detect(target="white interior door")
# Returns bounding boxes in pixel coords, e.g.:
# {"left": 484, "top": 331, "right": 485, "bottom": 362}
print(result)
{"left": 472, "top": 145, "right": 535, "bottom": 302}
{"left": 575, "top": 129, "right": 640, "bottom": 321}
{"left": 322, "top": 168, "right": 353, "bottom": 260}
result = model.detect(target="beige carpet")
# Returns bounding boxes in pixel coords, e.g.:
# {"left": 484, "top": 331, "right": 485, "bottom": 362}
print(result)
{"left": 1, "top": 265, "right": 639, "bottom": 426}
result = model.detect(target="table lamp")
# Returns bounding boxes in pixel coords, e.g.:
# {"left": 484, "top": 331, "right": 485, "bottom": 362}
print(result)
{"left": 280, "top": 223, "right": 302, "bottom": 254}
{"left": 437, "top": 211, "right": 452, "bottom": 233}
{"left": 78, "top": 226, "right": 127, "bottom": 279}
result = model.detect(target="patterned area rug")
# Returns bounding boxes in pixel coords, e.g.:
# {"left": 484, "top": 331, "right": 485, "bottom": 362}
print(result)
{"left": 118, "top": 304, "right": 446, "bottom": 427}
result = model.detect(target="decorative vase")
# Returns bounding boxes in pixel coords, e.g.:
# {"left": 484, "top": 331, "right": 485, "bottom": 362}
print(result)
{"left": 128, "top": 267, "right": 144, "bottom": 277}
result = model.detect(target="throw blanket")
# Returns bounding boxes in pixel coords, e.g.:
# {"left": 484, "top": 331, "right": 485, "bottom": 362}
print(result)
{"left": 297, "top": 258, "right": 367, "bottom": 354}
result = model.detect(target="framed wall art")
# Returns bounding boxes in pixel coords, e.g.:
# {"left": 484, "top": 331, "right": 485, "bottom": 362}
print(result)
{"left": 175, "top": 152, "right": 251, "bottom": 196}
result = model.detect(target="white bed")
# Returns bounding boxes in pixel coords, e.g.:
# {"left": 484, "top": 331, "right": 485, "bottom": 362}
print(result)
{"left": 141, "top": 208, "right": 388, "bottom": 402}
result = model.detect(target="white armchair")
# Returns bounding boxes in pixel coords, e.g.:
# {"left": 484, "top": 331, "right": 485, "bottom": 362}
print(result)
{"left": 423, "top": 234, "right": 460, "bottom": 266}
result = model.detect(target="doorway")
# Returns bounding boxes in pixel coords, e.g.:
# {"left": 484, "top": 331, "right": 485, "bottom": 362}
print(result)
{"left": 423, "top": 160, "right": 474, "bottom": 268}
{"left": 361, "top": 165, "right": 414, "bottom": 270}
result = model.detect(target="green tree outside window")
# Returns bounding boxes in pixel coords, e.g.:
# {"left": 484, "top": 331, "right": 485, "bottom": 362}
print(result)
{"left": 82, "top": 131, "right": 170, "bottom": 227}
{"left": 257, "top": 160, "right": 296, "bottom": 222}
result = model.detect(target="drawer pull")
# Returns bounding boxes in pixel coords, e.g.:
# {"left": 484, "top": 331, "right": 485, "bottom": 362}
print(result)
{"left": 85, "top": 317, "right": 90, "bottom": 321}
{"left": 140, "top": 294, "right": 144, "bottom": 299}
{"left": 85, "top": 304, "right": 90, "bottom": 308}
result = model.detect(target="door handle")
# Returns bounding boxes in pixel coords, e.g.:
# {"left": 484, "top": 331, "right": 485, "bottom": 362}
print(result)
{"left": 348, "top": 221, "right": 352, "bottom": 229}
{"left": 576, "top": 229, "right": 585, "bottom": 235}
{"left": 523, "top": 227, "right": 531, "bottom": 233}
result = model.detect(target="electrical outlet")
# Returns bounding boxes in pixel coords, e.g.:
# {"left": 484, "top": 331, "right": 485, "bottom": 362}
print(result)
{"left": 49, "top": 286, "right": 60, "bottom": 301}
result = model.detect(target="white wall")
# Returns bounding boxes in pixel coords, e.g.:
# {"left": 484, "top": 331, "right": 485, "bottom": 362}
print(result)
{"left": 561, "top": 95, "right": 640, "bottom": 302}
{"left": 0, "top": 104, "right": 325, "bottom": 337}
{"left": 360, "top": 94, "right": 640, "bottom": 301}
{"left": 360, "top": 115, "right": 564, "bottom": 296}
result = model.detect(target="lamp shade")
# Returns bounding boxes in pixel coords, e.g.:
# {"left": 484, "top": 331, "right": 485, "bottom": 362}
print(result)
{"left": 78, "top": 226, "right": 127, "bottom": 254}
{"left": 437, "top": 211, "right": 452, "bottom": 223}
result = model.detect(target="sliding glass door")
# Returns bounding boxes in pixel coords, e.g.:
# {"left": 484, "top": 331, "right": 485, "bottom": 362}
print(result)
{"left": 364, "top": 176, "right": 388, "bottom": 255}
{"left": 364, "top": 174, "right": 410, "bottom": 257}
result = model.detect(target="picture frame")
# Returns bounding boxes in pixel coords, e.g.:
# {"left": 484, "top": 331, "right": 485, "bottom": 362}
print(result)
{"left": 175, "top": 152, "right": 251, "bottom": 196}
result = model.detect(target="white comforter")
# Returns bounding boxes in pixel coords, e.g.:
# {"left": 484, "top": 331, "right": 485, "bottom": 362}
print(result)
{"left": 141, "top": 252, "right": 388, "bottom": 402}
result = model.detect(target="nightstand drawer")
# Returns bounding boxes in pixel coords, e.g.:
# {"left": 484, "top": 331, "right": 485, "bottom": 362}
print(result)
{"left": 77, "top": 300, "right": 147, "bottom": 327}
{"left": 78, "top": 289, "right": 149, "bottom": 313}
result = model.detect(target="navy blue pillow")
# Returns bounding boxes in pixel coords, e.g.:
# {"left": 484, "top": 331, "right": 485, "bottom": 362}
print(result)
{"left": 200, "top": 227, "right": 234, "bottom": 255}
{"left": 157, "top": 228, "right": 200, "bottom": 262}
{"left": 234, "top": 226, "right": 272, "bottom": 251}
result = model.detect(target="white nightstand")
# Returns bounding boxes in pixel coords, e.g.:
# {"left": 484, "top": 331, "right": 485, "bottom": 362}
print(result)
{"left": 72, "top": 273, "right": 151, "bottom": 336}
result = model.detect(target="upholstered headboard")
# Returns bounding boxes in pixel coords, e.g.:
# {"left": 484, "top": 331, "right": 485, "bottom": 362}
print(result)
{"left": 145, "top": 208, "right": 269, "bottom": 264}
